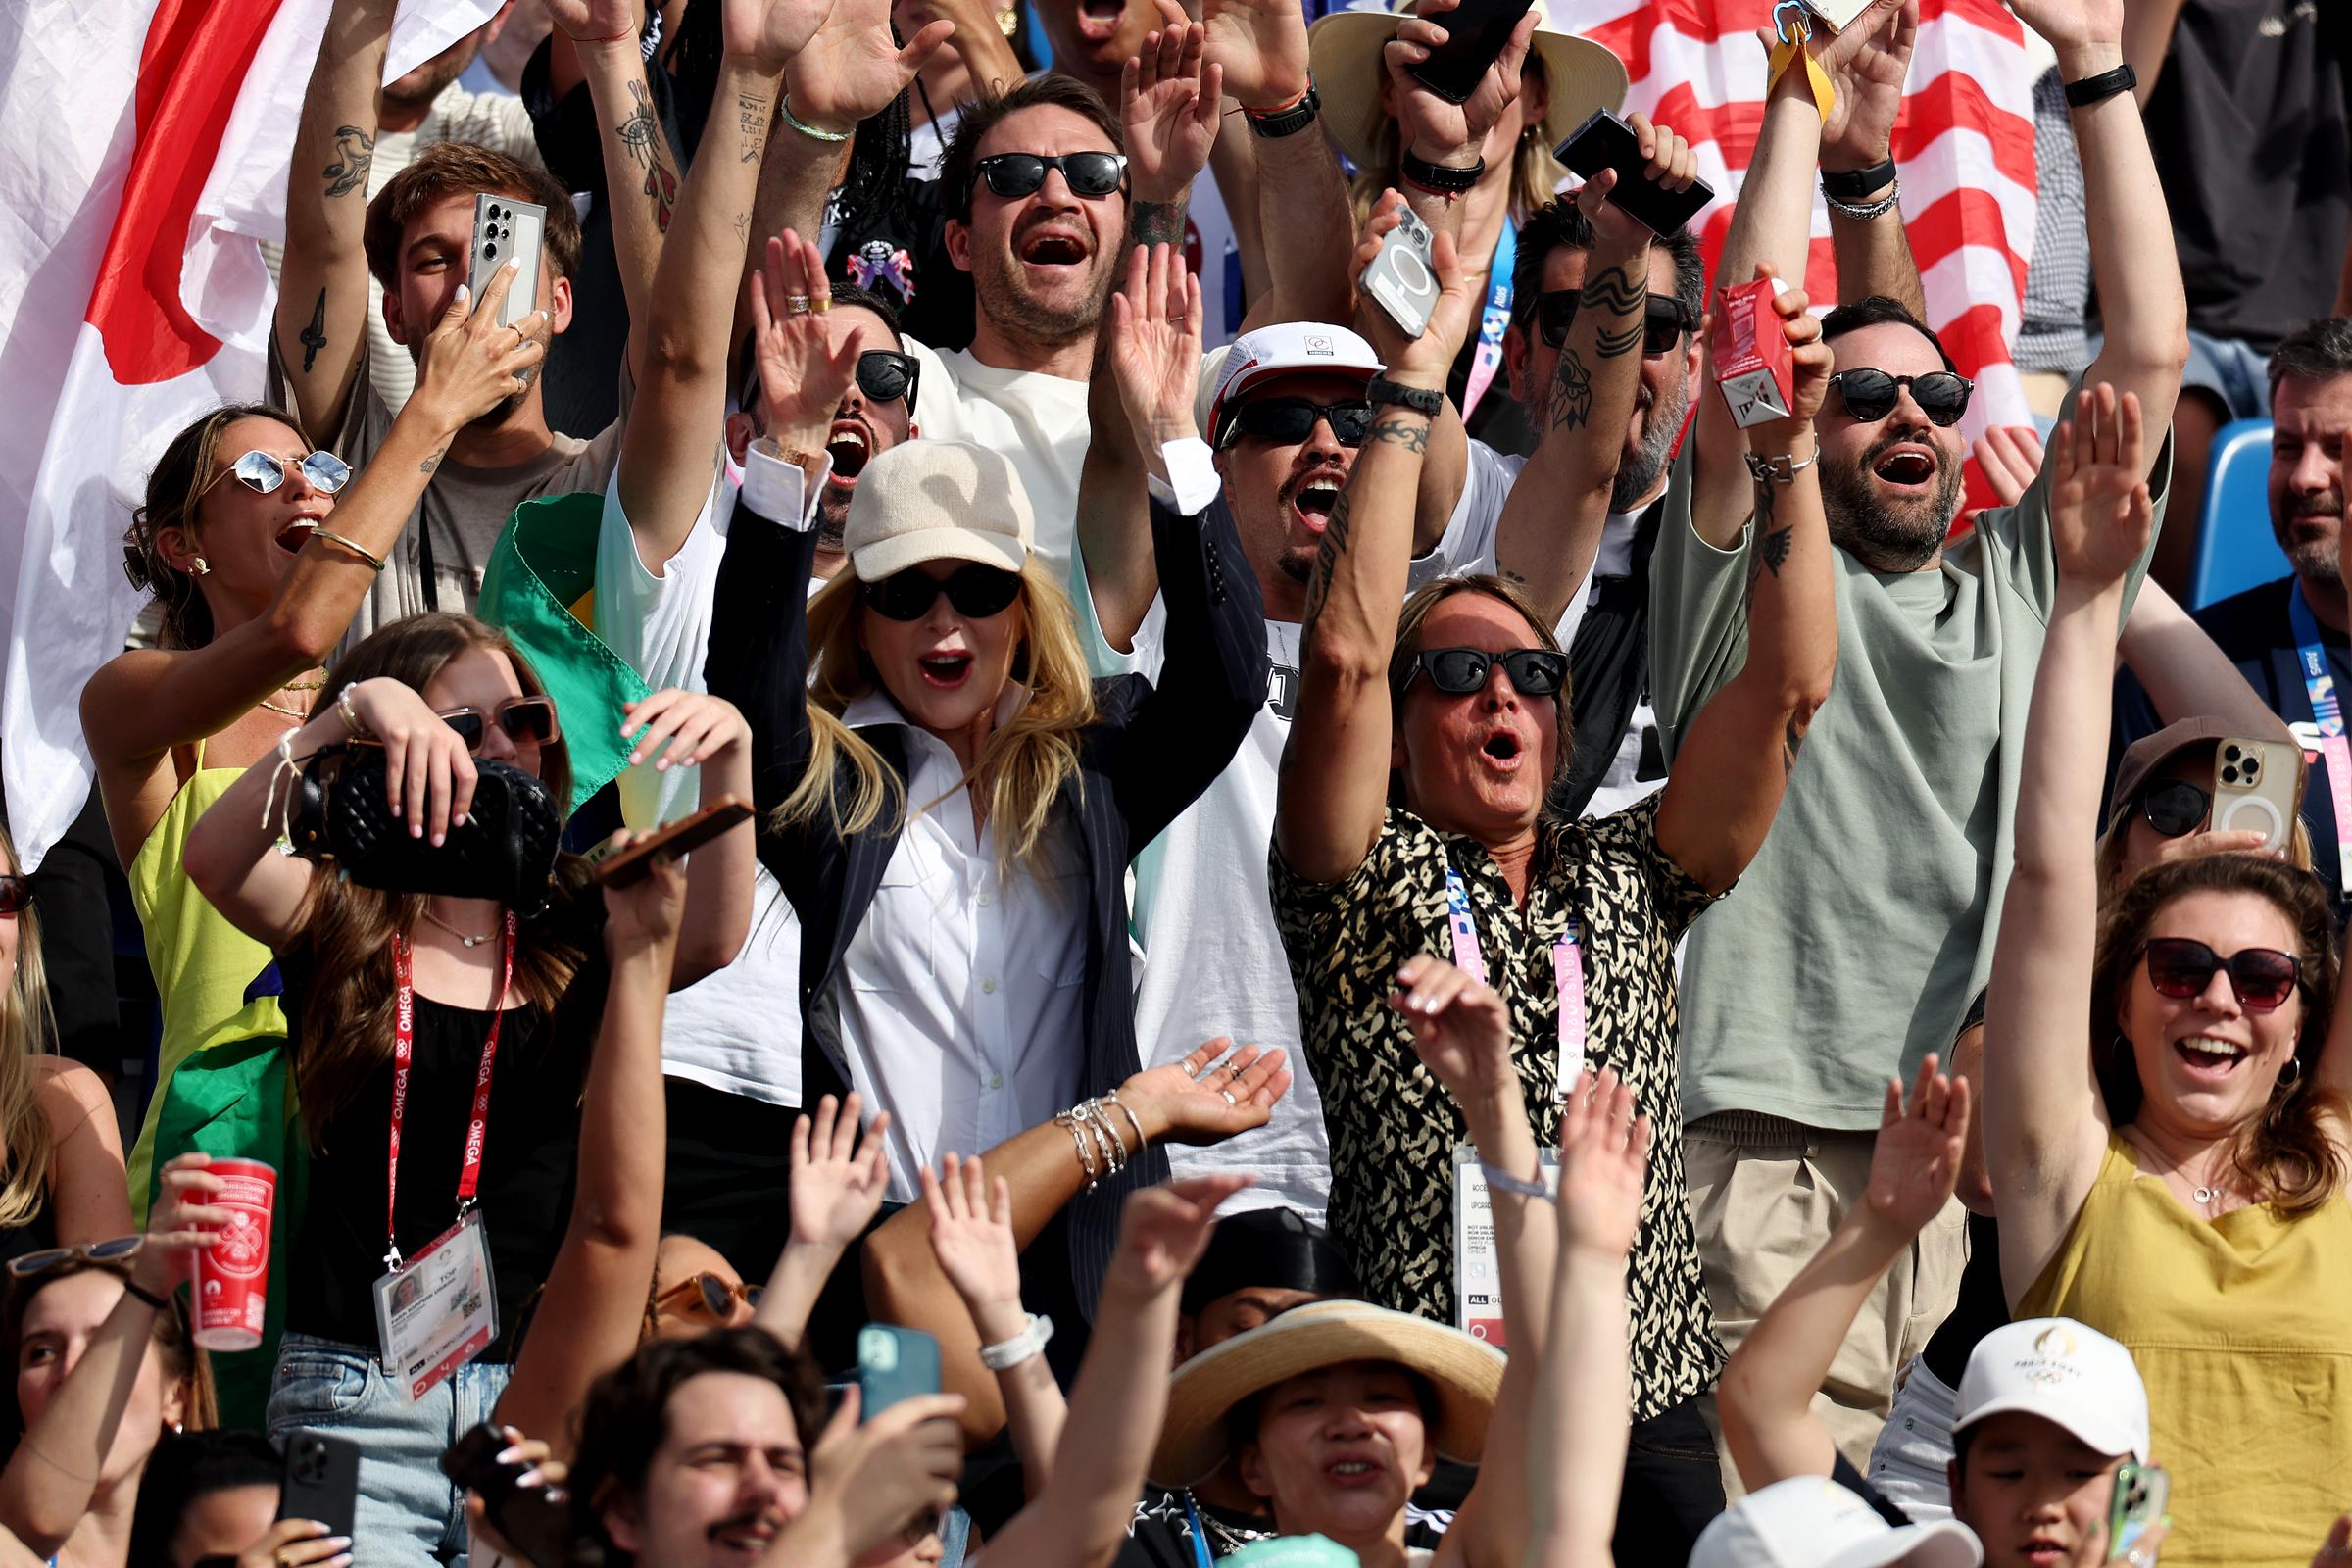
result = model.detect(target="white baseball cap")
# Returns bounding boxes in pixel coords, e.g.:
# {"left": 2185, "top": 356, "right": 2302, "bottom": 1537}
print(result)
{"left": 1953, "top": 1318, "right": 2151, "bottom": 1464}
{"left": 1207, "top": 322, "right": 1384, "bottom": 447}
{"left": 841, "top": 439, "right": 1033, "bottom": 581}
{"left": 1691, "top": 1477, "right": 1983, "bottom": 1568}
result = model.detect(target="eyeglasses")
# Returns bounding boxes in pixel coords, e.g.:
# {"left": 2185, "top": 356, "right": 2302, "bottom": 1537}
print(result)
{"left": 861, "top": 563, "right": 1024, "bottom": 622}
{"left": 654, "top": 1272, "right": 764, "bottom": 1322}
{"left": 2140, "top": 937, "right": 2304, "bottom": 1011}
{"left": 2138, "top": 779, "right": 2213, "bottom": 839}
{"left": 435, "top": 695, "right": 562, "bottom": 752}
{"left": 198, "top": 449, "right": 353, "bottom": 500}
{"left": 8, "top": 1236, "right": 145, "bottom": 1280}
{"left": 857, "top": 350, "right": 921, "bottom": 414}
{"left": 1524, "top": 290, "right": 1692, "bottom": 357}
{"left": 0, "top": 876, "right": 29, "bottom": 918}
{"left": 1825, "top": 368, "right": 1974, "bottom": 427}
{"left": 973, "top": 151, "right": 1128, "bottom": 202}
{"left": 1216, "top": 397, "right": 1375, "bottom": 451}
{"left": 1404, "top": 647, "right": 1568, "bottom": 698}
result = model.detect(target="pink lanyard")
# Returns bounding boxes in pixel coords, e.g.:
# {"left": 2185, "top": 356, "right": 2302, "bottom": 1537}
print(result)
{"left": 1443, "top": 865, "right": 1588, "bottom": 1084}
{"left": 386, "top": 910, "right": 516, "bottom": 1271}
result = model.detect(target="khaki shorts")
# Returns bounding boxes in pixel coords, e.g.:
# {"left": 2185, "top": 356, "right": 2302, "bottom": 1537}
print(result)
{"left": 1685, "top": 1111, "right": 1970, "bottom": 1495}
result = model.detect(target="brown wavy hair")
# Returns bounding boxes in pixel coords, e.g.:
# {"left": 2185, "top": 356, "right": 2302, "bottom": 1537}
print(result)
{"left": 294, "top": 613, "right": 594, "bottom": 1145}
{"left": 2, "top": 1257, "right": 219, "bottom": 1434}
{"left": 1385, "top": 572, "right": 1573, "bottom": 810}
{"left": 363, "top": 141, "right": 583, "bottom": 290}
{"left": 123, "top": 403, "right": 313, "bottom": 651}
{"left": 2089, "top": 853, "right": 2347, "bottom": 1216}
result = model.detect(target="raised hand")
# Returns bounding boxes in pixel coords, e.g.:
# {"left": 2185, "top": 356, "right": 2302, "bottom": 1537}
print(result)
{"left": 599, "top": 829, "right": 689, "bottom": 951}
{"left": 407, "top": 261, "right": 548, "bottom": 436}
{"left": 339, "top": 676, "right": 478, "bottom": 846}
{"left": 1104, "top": 1173, "right": 1252, "bottom": 1298}
{"left": 1383, "top": 0, "right": 1535, "bottom": 163}
{"left": 620, "top": 688, "right": 752, "bottom": 771}
{"left": 1814, "top": 0, "right": 1916, "bottom": 170}
{"left": 1200, "top": 0, "right": 1309, "bottom": 110}
{"left": 1119, "top": 1038, "right": 1294, "bottom": 1147}
{"left": 1862, "top": 1053, "right": 1968, "bottom": 1239}
{"left": 2047, "top": 382, "right": 2153, "bottom": 589}
{"left": 134, "top": 1152, "right": 235, "bottom": 1299}
{"left": 724, "top": 0, "right": 841, "bottom": 73}
{"left": 1108, "top": 243, "right": 1204, "bottom": 454}
{"left": 2005, "top": 0, "right": 2123, "bottom": 55}
{"left": 1122, "top": 3, "right": 1224, "bottom": 206}
{"left": 545, "top": 0, "right": 641, "bottom": 43}
{"left": 1388, "top": 953, "right": 1520, "bottom": 1113}
{"left": 921, "top": 1152, "right": 1022, "bottom": 1315}
{"left": 1555, "top": 1067, "right": 1650, "bottom": 1261}
{"left": 1573, "top": 113, "right": 1694, "bottom": 252}
{"left": 1971, "top": 424, "right": 2046, "bottom": 508}
{"left": 790, "top": 1093, "right": 894, "bottom": 1250}
{"left": 749, "top": 232, "right": 862, "bottom": 459}
{"left": 1740, "top": 264, "right": 1832, "bottom": 450}
{"left": 805, "top": 1388, "right": 967, "bottom": 1560}
{"left": 1352, "top": 189, "right": 1478, "bottom": 381}
{"left": 783, "top": 0, "right": 955, "bottom": 136}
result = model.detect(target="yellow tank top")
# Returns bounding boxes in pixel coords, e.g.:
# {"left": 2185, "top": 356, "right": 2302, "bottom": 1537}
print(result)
{"left": 2020, "top": 1133, "right": 2352, "bottom": 1568}
{"left": 123, "top": 741, "right": 287, "bottom": 1220}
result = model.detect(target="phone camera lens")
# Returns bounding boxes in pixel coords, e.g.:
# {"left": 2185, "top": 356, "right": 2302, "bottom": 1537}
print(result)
{"left": 2225, "top": 745, "right": 2243, "bottom": 761}
{"left": 2223, "top": 765, "right": 2240, "bottom": 784}
{"left": 483, "top": 241, "right": 498, "bottom": 258}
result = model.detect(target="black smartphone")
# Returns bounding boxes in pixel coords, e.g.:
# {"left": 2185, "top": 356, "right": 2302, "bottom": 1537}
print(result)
{"left": 1554, "top": 108, "right": 1715, "bottom": 236}
{"left": 440, "top": 1421, "right": 573, "bottom": 1563}
{"left": 1407, "top": 0, "right": 1537, "bottom": 104}
{"left": 276, "top": 1430, "right": 360, "bottom": 1540}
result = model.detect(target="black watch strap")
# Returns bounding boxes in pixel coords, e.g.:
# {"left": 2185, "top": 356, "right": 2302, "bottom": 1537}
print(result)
{"left": 1246, "top": 84, "right": 1320, "bottom": 139}
{"left": 2063, "top": 63, "right": 2135, "bottom": 108}
{"left": 1821, "top": 156, "right": 1896, "bottom": 202}
{"left": 1367, "top": 376, "right": 1445, "bottom": 417}
{"left": 1400, "top": 148, "right": 1484, "bottom": 195}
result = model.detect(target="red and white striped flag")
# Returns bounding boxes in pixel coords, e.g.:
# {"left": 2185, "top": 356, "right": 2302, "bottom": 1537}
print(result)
{"left": 0, "top": 0, "right": 496, "bottom": 870}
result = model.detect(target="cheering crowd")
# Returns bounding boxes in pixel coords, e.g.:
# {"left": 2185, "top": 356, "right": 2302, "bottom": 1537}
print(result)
{"left": 5, "top": 0, "right": 2352, "bottom": 1563}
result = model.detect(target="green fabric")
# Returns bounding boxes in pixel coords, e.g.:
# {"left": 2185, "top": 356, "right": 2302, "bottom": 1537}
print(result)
{"left": 1223, "top": 1537, "right": 1359, "bottom": 1568}
{"left": 479, "top": 491, "right": 649, "bottom": 815}
{"left": 149, "top": 1008, "right": 308, "bottom": 1431}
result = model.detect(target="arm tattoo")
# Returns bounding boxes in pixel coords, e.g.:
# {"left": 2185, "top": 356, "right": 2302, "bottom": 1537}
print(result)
{"left": 1595, "top": 320, "right": 1645, "bottom": 358}
{"left": 1547, "top": 349, "right": 1592, "bottom": 432}
{"left": 1364, "top": 416, "right": 1431, "bottom": 454}
{"left": 322, "top": 125, "right": 375, "bottom": 198}
{"left": 419, "top": 449, "right": 445, "bottom": 477}
{"left": 1744, "top": 478, "right": 1792, "bottom": 601}
{"left": 736, "top": 91, "right": 770, "bottom": 163}
{"left": 1130, "top": 199, "right": 1189, "bottom": 249}
{"left": 298, "top": 289, "right": 329, "bottom": 373}
{"left": 617, "top": 80, "right": 679, "bottom": 233}
{"left": 1581, "top": 267, "right": 1645, "bottom": 358}
{"left": 1299, "top": 486, "right": 1355, "bottom": 640}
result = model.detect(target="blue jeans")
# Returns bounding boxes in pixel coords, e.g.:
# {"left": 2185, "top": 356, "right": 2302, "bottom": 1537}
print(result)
{"left": 267, "top": 1332, "right": 514, "bottom": 1566}
{"left": 2182, "top": 328, "right": 2273, "bottom": 421}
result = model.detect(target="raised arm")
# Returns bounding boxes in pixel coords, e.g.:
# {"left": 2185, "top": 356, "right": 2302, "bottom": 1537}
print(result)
{"left": 1201, "top": 0, "right": 1353, "bottom": 328}
{"left": 2120, "top": 580, "right": 2297, "bottom": 741}
{"left": 1817, "top": 0, "right": 1931, "bottom": 318}
{"left": 1718, "top": 1057, "right": 1967, "bottom": 1493}
{"left": 755, "top": 1093, "right": 893, "bottom": 1347}
{"left": 546, "top": 0, "right": 681, "bottom": 355}
{"left": 37, "top": 1061, "right": 133, "bottom": 1249}
{"left": 920, "top": 1154, "right": 1067, "bottom": 1491}
{"left": 1653, "top": 273, "right": 1838, "bottom": 895}
{"left": 761, "top": 0, "right": 955, "bottom": 245}
{"left": 1275, "top": 193, "right": 1474, "bottom": 883}
{"left": 1984, "top": 385, "right": 2154, "bottom": 1308}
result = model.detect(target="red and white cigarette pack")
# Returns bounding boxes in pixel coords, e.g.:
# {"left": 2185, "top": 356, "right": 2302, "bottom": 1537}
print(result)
{"left": 1712, "top": 277, "right": 1795, "bottom": 428}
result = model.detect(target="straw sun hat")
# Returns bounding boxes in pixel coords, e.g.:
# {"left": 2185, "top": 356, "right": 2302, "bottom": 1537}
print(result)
{"left": 1306, "top": 0, "right": 1631, "bottom": 173}
{"left": 1149, "top": 1299, "right": 1506, "bottom": 1488}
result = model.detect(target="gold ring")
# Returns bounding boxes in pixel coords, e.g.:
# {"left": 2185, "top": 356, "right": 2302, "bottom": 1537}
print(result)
{"left": 810, "top": 295, "right": 833, "bottom": 313}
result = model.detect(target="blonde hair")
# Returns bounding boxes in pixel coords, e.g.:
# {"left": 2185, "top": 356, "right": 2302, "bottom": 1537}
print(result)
{"left": 0, "top": 826, "right": 55, "bottom": 1231}
{"left": 1348, "top": 54, "right": 1563, "bottom": 229}
{"left": 775, "top": 560, "right": 1097, "bottom": 868}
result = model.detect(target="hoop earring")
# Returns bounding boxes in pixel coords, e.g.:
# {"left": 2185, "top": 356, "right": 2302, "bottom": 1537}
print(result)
{"left": 2278, "top": 1055, "right": 2305, "bottom": 1092}
{"left": 188, "top": 557, "right": 211, "bottom": 576}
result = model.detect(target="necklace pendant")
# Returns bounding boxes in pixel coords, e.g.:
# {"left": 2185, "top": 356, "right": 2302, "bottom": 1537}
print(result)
{"left": 463, "top": 933, "right": 487, "bottom": 949}
{"left": 2194, "top": 1184, "right": 2216, "bottom": 1205}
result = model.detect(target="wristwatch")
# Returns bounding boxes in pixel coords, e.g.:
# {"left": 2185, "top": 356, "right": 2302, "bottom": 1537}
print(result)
{"left": 1367, "top": 376, "right": 1446, "bottom": 418}
{"left": 1400, "top": 148, "right": 1484, "bottom": 196}
{"left": 1246, "top": 82, "right": 1321, "bottom": 139}
{"left": 1821, "top": 156, "right": 1896, "bottom": 203}
{"left": 2063, "top": 63, "right": 2135, "bottom": 109}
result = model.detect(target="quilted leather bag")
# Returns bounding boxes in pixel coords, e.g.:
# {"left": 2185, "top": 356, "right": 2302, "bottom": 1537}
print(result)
{"left": 283, "top": 743, "right": 562, "bottom": 910}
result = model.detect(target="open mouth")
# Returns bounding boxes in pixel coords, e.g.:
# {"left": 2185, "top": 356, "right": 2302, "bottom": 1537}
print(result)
{"left": 1075, "top": 0, "right": 1124, "bottom": 42}
{"left": 1480, "top": 731, "right": 1523, "bottom": 769}
{"left": 274, "top": 519, "right": 319, "bottom": 555}
{"left": 918, "top": 651, "right": 974, "bottom": 688}
{"left": 2174, "top": 1035, "right": 2248, "bottom": 1076}
{"left": 1325, "top": 1457, "right": 1386, "bottom": 1487}
{"left": 709, "top": 1515, "right": 779, "bottom": 1555}
{"left": 1020, "top": 228, "right": 1091, "bottom": 268}
{"left": 827, "top": 420, "right": 872, "bottom": 486}
{"left": 1291, "top": 481, "right": 1342, "bottom": 533}
{"left": 1871, "top": 446, "right": 1937, "bottom": 488}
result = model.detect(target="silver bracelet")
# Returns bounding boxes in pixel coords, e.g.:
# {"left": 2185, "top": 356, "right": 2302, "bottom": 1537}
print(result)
{"left": 336, "top": 682, "right": 368, "bottom": 737}
{"left": 1824, "top": 181, "right": 1900, "bottom": 221}
{"left": 1056, "top": 1110, "right": 1101, "bottom": 1186}
{"left": 1744, "top": 449, "right": 1819, "bottom": 485}
{"left": 1103, "top": 1091, "right": 1150, "bottom": 1158}
{"left": 977, "top": 1312, "right": 1054, "bottom": 1371}
{"left": 1480, "top": 1159, "right": 1554, "bottom": 1200}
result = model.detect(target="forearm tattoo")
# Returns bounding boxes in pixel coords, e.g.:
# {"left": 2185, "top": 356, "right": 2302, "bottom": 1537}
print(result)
{"left": 1299, "top": 414, "right": 1432, "bottom": 642}
{"left": 617, "top": 79, "right": 679, "bottom": 233}
{"left": 736, "top": 91, "right": 770, "bottom": 164}
{"left": 1744, "top": 477, "right": 1794, "bottom": 604}
{"left": 298, "top": 289, "right": 329, "bottom": 373}
{"left": 322, "top": 125, "right": 374, "bottom": 199}
{"left": 1581, "top": 265, "right": 1646, "bottom": 360}
{"left": 1547, "top": 349, "right": 1592, "bottom": 432}
{"left": 1364, "top": 417, "right": 1430, "bottom": 454}
{"left": 1130, "top": 199, "right": 1189, "bottom": 250}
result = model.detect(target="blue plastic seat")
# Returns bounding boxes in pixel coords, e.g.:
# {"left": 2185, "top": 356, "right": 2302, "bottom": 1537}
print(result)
{"left": 2186, "top": 418, "right": 2284, "bottom": 611}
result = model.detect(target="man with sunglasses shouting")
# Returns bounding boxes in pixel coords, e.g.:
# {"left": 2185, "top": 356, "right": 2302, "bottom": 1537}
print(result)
{"left": 1652, "top": 0, "right": 2192, "bottom": 1481}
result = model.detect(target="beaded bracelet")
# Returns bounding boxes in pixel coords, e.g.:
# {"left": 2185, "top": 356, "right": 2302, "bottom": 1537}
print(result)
{"left": 780, "top": 94, "right": 851, "bottom": 143}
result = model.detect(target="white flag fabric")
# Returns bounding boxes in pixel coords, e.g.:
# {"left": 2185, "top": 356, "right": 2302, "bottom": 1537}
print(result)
{"left": 0, "top": 0, "right": 497, "bottom": 870}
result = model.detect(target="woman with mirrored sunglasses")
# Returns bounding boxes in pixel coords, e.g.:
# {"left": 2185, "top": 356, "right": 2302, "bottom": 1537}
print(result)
{"left": 1985, "top": 393, "right": 2352, "bottom": 1568}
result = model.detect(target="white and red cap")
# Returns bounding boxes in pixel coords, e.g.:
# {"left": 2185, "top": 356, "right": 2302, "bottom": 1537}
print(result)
{"left": 1954, "top": 1318, "right": 2152, "bottom": 1464}
{"left": 1208, "top": 322, "right": 1384, "bottom": 447}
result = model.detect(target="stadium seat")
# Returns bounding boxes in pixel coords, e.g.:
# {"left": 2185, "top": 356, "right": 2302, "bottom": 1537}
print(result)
{"left": 2186, "top": 418, "right": 2285, "bottom": 611}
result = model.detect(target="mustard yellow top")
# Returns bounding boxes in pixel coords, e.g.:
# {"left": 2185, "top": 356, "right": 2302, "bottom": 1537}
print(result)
{"left": 2020, "top": 1132, "right": 2352, "bottom": 1568}
{"left": 123, "top": 742, "right": 287, "bottom": 1220}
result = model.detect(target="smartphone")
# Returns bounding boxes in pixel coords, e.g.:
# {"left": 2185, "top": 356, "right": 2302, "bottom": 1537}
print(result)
{"left": 467, "top": 192, "right": 545, "bottom": 328}
{"left": 595, "top": 796, "right": 754, "bottom": 887}
{"left": 1406, "top": 0, "right": 1537, "bottom": 104}
{"left": 1360, "top": 204, "right": 1441, "bottom": 340}
{"left": 857, "top": 1325, "right": 941, "bottom": 1422}
{"left": 277, "top": 1430, "right": 360, "bottom": 1540}
{"left": 1555, "top": 109, "right": 1716, "bottom": 236}
{"left": 2106, "top": 1461, "right": 2169, "bottom": 1560}
{"left": 440, "top": 1422, "right": 572, "bottom": 1564}
{"left": 2211, "top": 737, "right": 2302, "bottom": 853}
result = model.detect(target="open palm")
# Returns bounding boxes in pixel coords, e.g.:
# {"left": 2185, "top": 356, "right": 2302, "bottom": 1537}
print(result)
{"left": 2047, "top": 381, "right": 2153, "bottom": 588}
{"left": 725, "top": 0, "right": 839, "bottom": 72}
{"left": 1122, "top": 1040, "right": 1292, "bottom": 1146}
{"left": 785, "top": 0, "right": 955, "bottom": 129}
{"left": 1864, "top": 1054, "right": 1967, "bottom": 1236}
{"left": 790, "top": 1093, "right": 894, "bottom": 1248}
{"left": 1108, "top": 1174, "right": 1251, "bottom": 1296}
{"left": 1815, "top": 0, "right": 1914, "bottom": 162}
{"left": 1201, "top": 0, "right": 1309, "bottom": 108}
{"left": 922, "top": 1152, "right": 1022, "bottom": 1310}
{"left": 1123, "top": 10, "right": 1222, "bottom": 202}
{"left": 1109, "top": 242, "right": 1202, "bottom": 449}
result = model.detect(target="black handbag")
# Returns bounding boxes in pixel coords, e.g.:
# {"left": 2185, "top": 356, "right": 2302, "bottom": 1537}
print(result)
{"left": 282, "top": 743, "right": 563, "bottom": 910}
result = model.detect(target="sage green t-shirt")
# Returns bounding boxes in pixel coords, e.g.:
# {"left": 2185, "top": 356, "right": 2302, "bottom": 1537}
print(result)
{"left": 1652, "top": 426, "right": 2169, "bottom": 1130}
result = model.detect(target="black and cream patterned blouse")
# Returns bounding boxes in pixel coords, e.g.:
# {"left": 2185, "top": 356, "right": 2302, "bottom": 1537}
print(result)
{"left": 1269, "top": 792, "right": 1724, "bottom": 1421}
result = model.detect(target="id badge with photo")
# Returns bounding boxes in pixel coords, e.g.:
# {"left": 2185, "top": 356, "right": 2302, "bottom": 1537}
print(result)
{"left": 373, "top": 1209, "right": 499, "bottom": 1401}
{"left": 1451, "top": 1143, "right": 1560, "bottom": 1349}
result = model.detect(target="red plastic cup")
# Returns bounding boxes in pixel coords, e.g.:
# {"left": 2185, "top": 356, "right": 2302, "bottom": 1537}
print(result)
{"left": 190, "top": 1157, "right": 276, "bottom": 1352}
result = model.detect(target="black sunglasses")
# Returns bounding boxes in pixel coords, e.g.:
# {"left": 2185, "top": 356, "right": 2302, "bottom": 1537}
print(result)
{"left": 2138, "top": 778, "right": 2213, "bottom": 839}
{"left": 973, "top": 151, "right": 1127, "bottom": 202}
{"left": 2140, "top": 937, "right": 2304, "bottom": 1012}
{"left": 436, "top": 695, "right": 562, "bottom": 752}
{"left": 1525, "top": 290, "right": 1692, "bottom": 357}
{"left": 857, "top": 350, "right": 920, "bottom": 414}
{"left": 0, "top": 876, "right": 28, "bottom": 918}
{"left": 862, "top": 563, "right": 1024, "bottom": 622}
{"left": 1216, "top": 397, "right": 1375, "bottom": 451}
{"left": 1404, "top": 646, "right": 1568, "bottom": 698}
{"left": 1827, "top": 368, "right": 1974, "bottom": 427}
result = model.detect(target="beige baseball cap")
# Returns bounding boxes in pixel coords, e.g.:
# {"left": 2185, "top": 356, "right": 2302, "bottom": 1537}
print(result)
{"left": 842, "top": 440, "right": 1034, "bottom": 581}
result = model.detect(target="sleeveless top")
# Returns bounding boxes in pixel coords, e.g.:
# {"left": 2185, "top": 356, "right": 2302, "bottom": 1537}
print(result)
{"left": 123, "top": 739, "right": 288, "bottom": 1218}
{"left": 2020, "top": 1133, "right": 2352, "bottom": 1568}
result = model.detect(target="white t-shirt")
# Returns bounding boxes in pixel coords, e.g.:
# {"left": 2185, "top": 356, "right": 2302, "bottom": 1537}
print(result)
{"left": 901, "top": 340, "right": 1090, "bottom": 587}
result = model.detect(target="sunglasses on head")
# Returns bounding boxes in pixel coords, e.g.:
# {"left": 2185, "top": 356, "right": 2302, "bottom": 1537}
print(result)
{"left": 656, "top": 1272, "right": 764, "bottom": 1321}
{"left": 199, "top": 449, "right": 353, "bottom": 500}
{"left": 973, "top": 151, "right": 1127, "bottom": 202}
{"left": 435, "top": 695, "right": 561, "bottom": 752}
{"left": 0, "top": 876, "right": 28, "bottom": 918}
{"left": 1216, "top": 396, "right": 1375, "bottom": 451}
{"left": 857, "top": 350, "right": 920, "bottom": 413}
{"left": 2137, "top": 778, "right": 2213, "bottom": 839}
{"left": 2141, "top": 937, "right": 2304, "bottom": 1011}
{"left": 1525, "top": 290, "right": 1692, "bottom": 357}
{"left": 7, "top": 1235, "right": 145, "bottom": 1280}
{"left": 1404, "top": 646, "right": 1568, "bottom": 698}
{"left": 862, "top": 563, "right": 1024, "bottom": 622}
{"left": 1826, "top": 368, "right": 1974, "bottom": 427}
